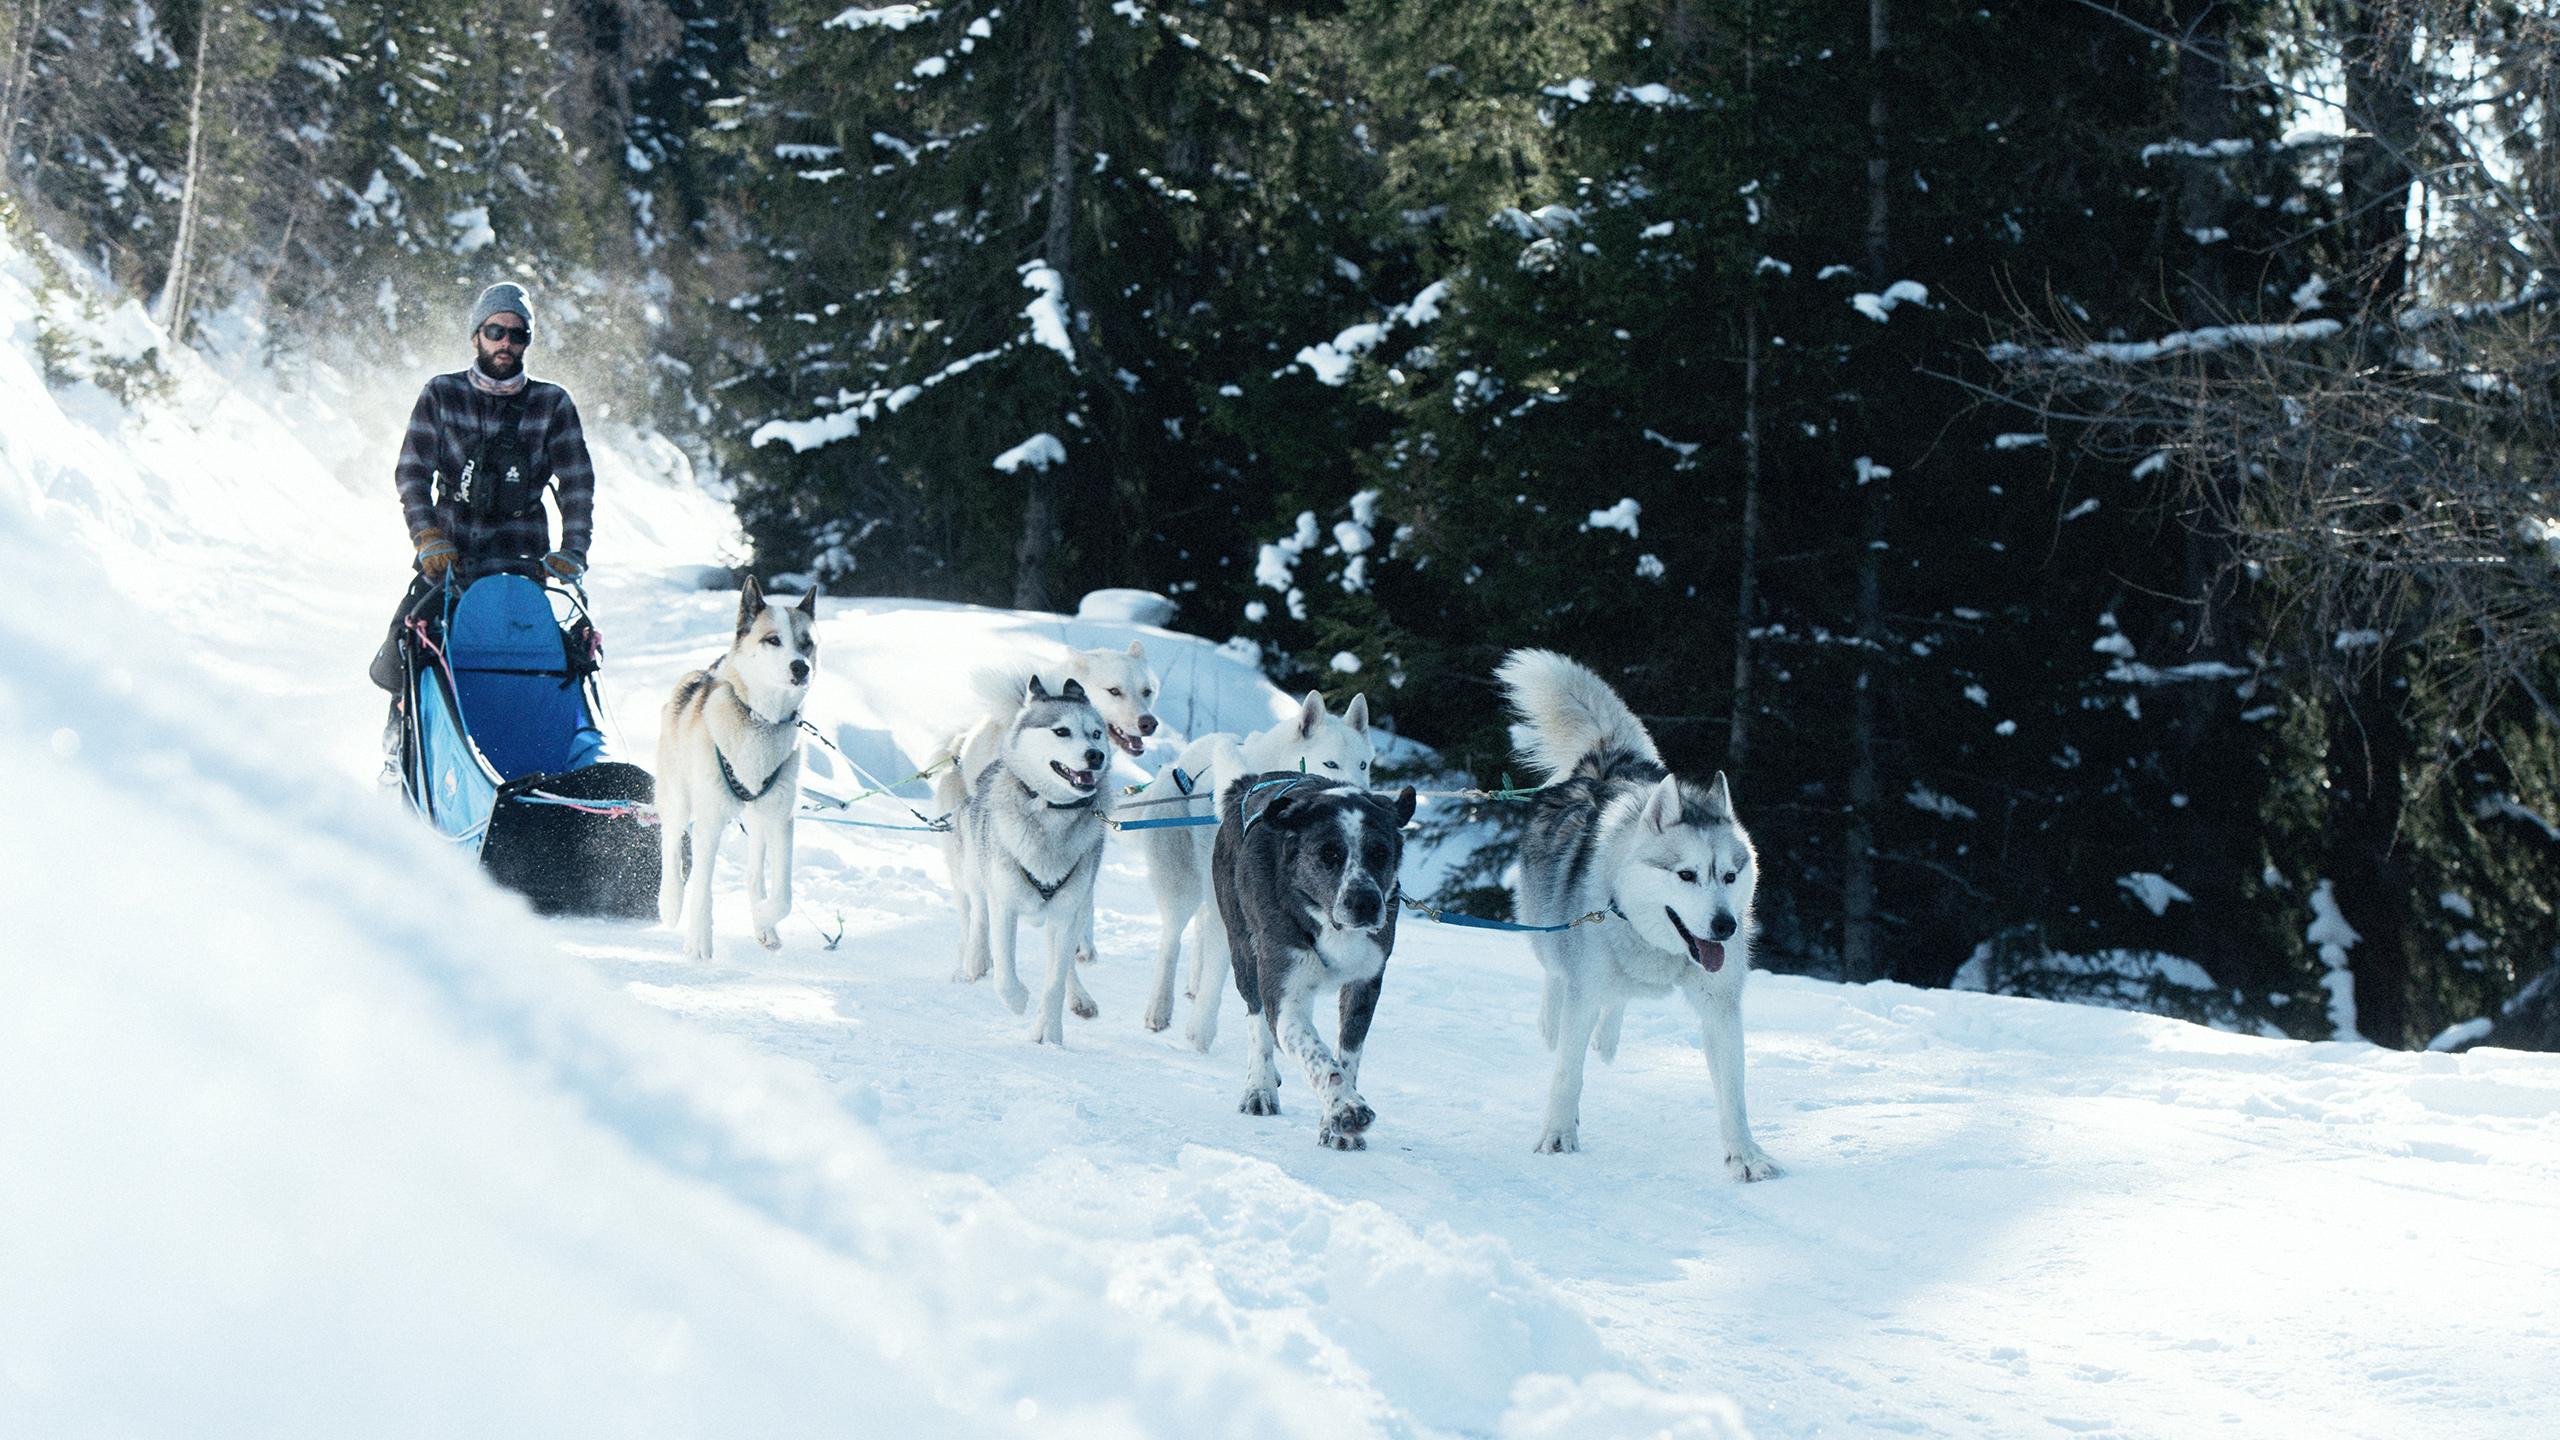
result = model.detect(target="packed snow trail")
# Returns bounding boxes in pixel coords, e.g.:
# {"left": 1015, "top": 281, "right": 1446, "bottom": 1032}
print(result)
{"left": 5, "top": 245, "right": 2557, "bottom": 1438}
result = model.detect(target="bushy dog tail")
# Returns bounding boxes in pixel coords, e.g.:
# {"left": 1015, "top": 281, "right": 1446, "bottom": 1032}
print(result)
{"left": 1496, "top": 648, "right": 1660, "bottom": 781}
{"left": 969, "top": 665, "right": 1041, "bottom": 715}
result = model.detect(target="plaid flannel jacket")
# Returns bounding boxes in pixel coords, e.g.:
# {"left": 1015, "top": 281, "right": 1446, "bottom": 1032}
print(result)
{"left": 394, "top": 370, "right": 595, "bottom": 572}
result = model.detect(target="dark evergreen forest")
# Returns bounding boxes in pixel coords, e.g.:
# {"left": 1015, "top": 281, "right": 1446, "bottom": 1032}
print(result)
{"left": 5, "top": 0, "right": 2554, "bottom": 1047}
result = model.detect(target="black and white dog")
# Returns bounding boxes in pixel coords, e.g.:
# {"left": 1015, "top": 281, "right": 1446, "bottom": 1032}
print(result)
{"left": 1211, "top": 773, "right": 1417, "bottom": 1149}
{"left": 1498, "top": 648, "right": 1781, "bottom": 1181}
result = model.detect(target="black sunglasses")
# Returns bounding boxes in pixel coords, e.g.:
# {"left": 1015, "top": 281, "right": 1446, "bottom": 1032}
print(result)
{"left": 479, "top": 322, "right": 532, "bottom": 345}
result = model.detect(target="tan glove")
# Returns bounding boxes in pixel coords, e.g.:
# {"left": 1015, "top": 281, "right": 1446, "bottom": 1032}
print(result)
{"left": 415, "top": 527, "right": 459, "bottom": 582}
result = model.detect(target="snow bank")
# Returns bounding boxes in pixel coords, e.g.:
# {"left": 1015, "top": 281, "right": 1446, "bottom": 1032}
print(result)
{"left": 1077, "top": 588, "right": 1177, "bottom": 626}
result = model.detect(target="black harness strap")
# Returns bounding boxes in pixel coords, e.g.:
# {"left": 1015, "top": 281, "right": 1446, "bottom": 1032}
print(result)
{"left": 1019, "top": 852, "right": 1085, "bottom": 903}
{"left": 717, "top": 745, "right": 792, "bottom": 803}
{"left": 705, "top": 668, "right": 802, "bottom": 803}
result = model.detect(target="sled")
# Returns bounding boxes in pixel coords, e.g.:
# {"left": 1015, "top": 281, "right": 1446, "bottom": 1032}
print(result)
{"left": 394, "top": 567, "right": 659, "bottom": 918}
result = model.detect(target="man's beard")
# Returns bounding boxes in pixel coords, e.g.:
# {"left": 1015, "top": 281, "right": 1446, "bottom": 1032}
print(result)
{"left": 476, "top": 347, "right": 522, "bottom": 378}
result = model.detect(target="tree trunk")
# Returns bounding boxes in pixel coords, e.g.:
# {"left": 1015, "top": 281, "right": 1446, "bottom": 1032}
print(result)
{"left": 1842, "top": 483, "right": 1885, "bottom": 984}
{"left": 2326, "top": 669, "right": 2410, "bottom": 1045}
{"left": 1013, "top": 5, "right": 1079, "bottom": 613}
{"left": 2166, "top": 0, "right": 2258, "bottom": 990}
{"left": 0, "top": 0, "right": 47, "bottom": 189}
{"left": 1730, "top": 298, "right": 1762, "bottom": 771}
{"left": 1840, "top": 0, "right": 1890, "bottom": 984}
{"left": 1728, "top": 0, "right": 1762, "bottom": 771}
{"left": 157, "top": 1, "right": 218, "bottom": 347}
{"left": 2321, "top": 0, "right": 2420, "bottom": 1045}
{"left": 2337, "top": 1, "right": 2419, "bottom": 310}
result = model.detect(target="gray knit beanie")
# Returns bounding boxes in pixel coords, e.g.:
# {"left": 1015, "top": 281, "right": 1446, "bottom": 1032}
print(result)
{"left": 469, "top": 282, "right": 535, "bottom": 334}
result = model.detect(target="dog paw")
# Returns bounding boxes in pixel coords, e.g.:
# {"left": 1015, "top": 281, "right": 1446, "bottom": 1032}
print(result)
{"left": 1070, "top": 993, "right": 1098, "bottom": 1021}
{"left": 1029, "top": 1018, "right": 1065, "bottom": 1046}
{"left": 999, "top": 980, "right": 1030, "bottom": 1014}
{"left": 1142, "top": 998, "right": 1172, "bottom": 1032}
{"left": 1329, "top": 1097, "right": 1376, "bottom": 1134}
{"left": 1075, "top": 946, "right": 1096, "bottom": 967}
{"left": 1533, "top": 1126, "right": 1579, "bottom": 1155}
{"left": 755, "top": 926, "right": 782, "bottom": 952}
{"left": 1239, "top": 1088, "right": 1280, "bottom": 1117}
{"left": 1726, "top": 1147, "right": 1783, "bottom": 1183}
{"left": 1317, "top": 1124, "right": 1367, "bottom": 1151}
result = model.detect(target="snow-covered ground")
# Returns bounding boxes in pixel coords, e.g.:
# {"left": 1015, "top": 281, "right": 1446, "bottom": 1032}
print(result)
{"left": 5, "top": 241, "right": 2558, "bottom": 1439}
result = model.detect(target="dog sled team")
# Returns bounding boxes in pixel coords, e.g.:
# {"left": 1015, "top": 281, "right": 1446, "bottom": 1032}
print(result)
{"left": 652, "top": 580, "right": 1780, "bottom": 1180}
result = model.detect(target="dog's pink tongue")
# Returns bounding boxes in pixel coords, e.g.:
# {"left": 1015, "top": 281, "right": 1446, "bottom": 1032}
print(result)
{"left": 1691, "top": 937, "right": 1726, "bottom": 972}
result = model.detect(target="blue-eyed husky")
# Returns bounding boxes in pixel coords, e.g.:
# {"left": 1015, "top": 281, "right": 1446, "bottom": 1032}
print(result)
{"left": 1497, "top": 649, "right": 1781, "bottom": 1181}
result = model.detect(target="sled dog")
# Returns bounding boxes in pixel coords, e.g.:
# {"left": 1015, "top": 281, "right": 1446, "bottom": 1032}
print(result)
{"left": 1497, "top": 648, "right": 1780, "bottom": 1181}
{"left": 658, "top": 578, "right": 820, "bottom": 960}
{"left": 1136, "top": 691, "right": 1375, "bottom": 1050}
{"left": 950, "top": 640, "right": 1162, "bottom": 779}
{"left": 1212, "top": 773, "right": 1417, "bottom": 1149}
{"left": 937, "top": 677, "right": 1112, "bottom": 1044}
{"left": 943, "top": 641, "right": 1161, "bottom": 988}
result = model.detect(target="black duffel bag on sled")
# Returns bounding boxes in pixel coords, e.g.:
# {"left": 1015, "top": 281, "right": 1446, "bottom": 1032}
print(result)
{"left": 387, "top": 565, "right": 658, "bottom": 918}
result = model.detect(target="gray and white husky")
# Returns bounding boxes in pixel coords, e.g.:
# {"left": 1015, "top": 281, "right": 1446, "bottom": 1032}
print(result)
{"left": 657, "top": 578, "right": 820, "bottom": 961}
{"left": 943, "top": 641, "right": 1161, "bottom": 984}
{"left": 937, "top": 677, "right": 1112, "bottom": 1045}
{"left": 1212, "top": 774, "right": 1417, "bottom": 1149}
{"left": 1136, "top": 691, "right": 1375, "bottom": 1051}
{"left": 1498, "top": 648, "right": 1781, "bottom": 1181}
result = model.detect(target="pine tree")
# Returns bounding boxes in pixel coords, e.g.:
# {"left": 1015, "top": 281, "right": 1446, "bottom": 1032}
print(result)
{"left": 721, "top": 0, "right": 1359, "bottom": 608}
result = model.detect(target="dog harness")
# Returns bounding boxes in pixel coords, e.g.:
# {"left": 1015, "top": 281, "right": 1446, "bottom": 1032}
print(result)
{"left": 1238, "top": 774, "right": 1318, "bottom": 835}
{"left": 717, "top": 745, "right": 793, "bottom": 803}
{"left": 707, "top": 666, "right": 801, "bottom": 803}
{"left": 1017, "top": 852, "right": 1086, "bottom": 903}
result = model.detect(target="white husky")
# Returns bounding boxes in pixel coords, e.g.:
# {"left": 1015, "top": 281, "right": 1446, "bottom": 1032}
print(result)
{"left": 949, "top": 640, "right": 1161, "bottom": 782}
{"left": 657, "top": 578, "right": 819, "bottom": 961}
{"left": 937, "top": 677, "right": 1114, "bottom": 1045}
{"left": 1136, "top": 691, "right": 1376, "bottom": 1051}
{"left": 1497, "top": 648, "right": 1780, "bottom": 1182}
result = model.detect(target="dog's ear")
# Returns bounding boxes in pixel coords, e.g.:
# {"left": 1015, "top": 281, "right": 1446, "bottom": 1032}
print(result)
{"left": 1344, "top": 693, "right": 1371, "bottom": 735}
{"left": 1025, "top": 675, "right": 1051, "bottom": 702}
{"left": 1641, "top": 774, "right": 1685, "bottom": 833}
{"left": 1392, "top": 785, "right": 1417, "bottom": 827}
{"left": 1059, "top": 677, "right": 1089, "bottom": 703}
{"left": 1260, "top": 787, "right": 1318, "bottom": 830}
{"left": 1296, "top": 689, "right": 1328, "bottom": 739}
{"left": 796, "top": 584, "right": 820, "bottom": 617}
{"left": 1701, "top": 771, "right": 1733, "bottom": 821}
{"left": 736, "top": 576, "right": 766, "bottom": 636}
{"left": 1241, "top": 778, "right": 1313, "bottom": 834}
{"left": 1125, "top": 639, "right": 1145, "bottom": 659}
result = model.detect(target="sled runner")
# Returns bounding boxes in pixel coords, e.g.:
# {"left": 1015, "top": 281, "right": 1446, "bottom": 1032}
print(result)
{"left": 393, "top": 567, "right": 658, "bottom": 917}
